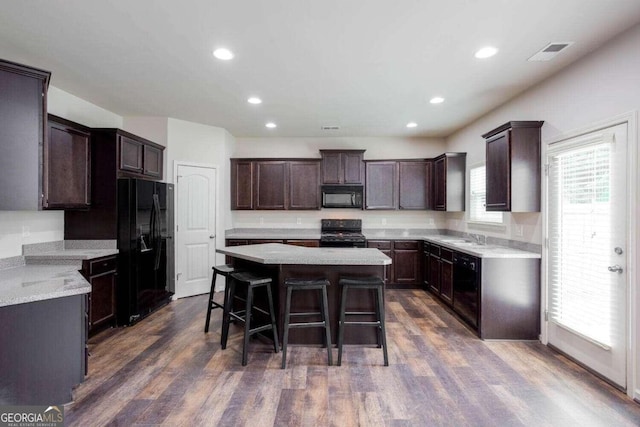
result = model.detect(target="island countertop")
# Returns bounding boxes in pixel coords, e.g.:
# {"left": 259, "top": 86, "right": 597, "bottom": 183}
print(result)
{"left": 217, "top": 243, "right": 392, "bottom": 265}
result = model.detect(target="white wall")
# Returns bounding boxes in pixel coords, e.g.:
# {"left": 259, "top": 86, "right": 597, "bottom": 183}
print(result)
{"left": 232, "top": 136, "right": 446, "bottom": 230}
{"left": 0, "top": 86, "right": 123, "bottom": 258}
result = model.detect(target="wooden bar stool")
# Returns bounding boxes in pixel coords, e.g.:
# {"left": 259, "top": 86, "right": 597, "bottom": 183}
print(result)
{"left": 204, "top": 264, "right": 241, "bottom": 335}
{"left": 221, "top": 271, "right": 280, "bottom": 366}
{"left": 337, "top": 276, "right": 389, "bottom": 366}
{"left": 281, "top": 278, "right": 332, "bottom": 369}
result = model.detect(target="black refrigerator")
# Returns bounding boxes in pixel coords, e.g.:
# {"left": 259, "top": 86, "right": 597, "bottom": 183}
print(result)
{"left": 117, "top": 178, "right": 174, "bottom": 325}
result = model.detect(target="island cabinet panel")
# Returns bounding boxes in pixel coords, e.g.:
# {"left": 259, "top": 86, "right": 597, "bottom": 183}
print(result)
{"left": 365, "top": 161, "right": 398, "bottom": 209}
{"left": 398, "top": 160, "right": 432, "bottom": 210}
{"left": 230, "top": 160, "right": 254, "bottom": 209}
{"left": 254, "top": 161, "right": 288, "bottom": 209}
{"left": 320, "top": 149, "right": 365, "bottom": 184}
{"left": 288, "top": 160, "right": 321, "bottom": 210}
{"left": 367, "top": 240, "right": 393, "bottom": 286}
{"left": 433, "top": 153, "right": 466, "bottom": 212}
{"left": 44, "top": 115, "right": 91, "bottom": 209}
{"left": 483, "top": 121, "right": 544, "bottom": 212}
{"left": 0, "top": 59, "right": 50, "bottom": 210}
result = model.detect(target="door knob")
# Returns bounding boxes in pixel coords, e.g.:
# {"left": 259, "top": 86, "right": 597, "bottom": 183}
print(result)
{"left": 209, "top": 235, "right": 216, "bottom": 239}
{"left": 608, "top": 265, "right": 623, "bottom": 273}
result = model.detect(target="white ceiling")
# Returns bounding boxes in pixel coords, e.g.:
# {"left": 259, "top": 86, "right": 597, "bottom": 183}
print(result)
{"left": 1, "top": 1, "right": 640, "bottom": 138}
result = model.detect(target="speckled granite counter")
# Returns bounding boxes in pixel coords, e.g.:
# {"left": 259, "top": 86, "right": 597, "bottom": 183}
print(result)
{"left": 225, "top": 228, "right": 321, "bottom": 240}
{"left": 0, "top": 264, "right": 90, "bottom": 308}
{"left": 218, "top": 243, "right": 391, "bottom": 265}
{"left": 423, "top": 235, "right": 541, "bottom": 259}
{"left": 24, "top": 248, "right": 118, "bottom": 265}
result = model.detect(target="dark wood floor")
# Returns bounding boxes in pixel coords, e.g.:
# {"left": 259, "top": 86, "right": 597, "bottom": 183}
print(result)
{"left": 65, "top": 289, "right": 640, "bottom": 426}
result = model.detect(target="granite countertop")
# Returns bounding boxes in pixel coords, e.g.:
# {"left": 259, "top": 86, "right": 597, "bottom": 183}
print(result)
{"left": 424, "top": 235, "right": 541, "bottom": 259}
{"left": 24, "top": 249, "right": 118, "bottom": 264}
{"left": 225, "top": 228, "right": 321, "bottom": 240}
{"left": 218, "top": 243, "right": 391, "bottom": 265}
{"left": 0, "top": 264, "right": 90, "bottom": 308}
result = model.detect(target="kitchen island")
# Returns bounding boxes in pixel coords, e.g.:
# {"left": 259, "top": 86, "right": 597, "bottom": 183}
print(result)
{"left": 217, "top": 243, "right": 391, "bottom": 345}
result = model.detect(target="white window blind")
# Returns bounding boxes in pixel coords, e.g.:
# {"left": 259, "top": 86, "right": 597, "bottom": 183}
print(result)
{"left": 548, "top": 140, "right": 614, "bottom": 347}
{"left": 469, "top": 165, "right": 503, "bottom": 224}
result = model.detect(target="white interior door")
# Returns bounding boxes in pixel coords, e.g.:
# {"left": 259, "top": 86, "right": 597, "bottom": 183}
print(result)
{"left": 546, "top": 123, "right": 628, "bottom": 388}
{"left": 175, "top": 164, "right": 217, "bottom": 299}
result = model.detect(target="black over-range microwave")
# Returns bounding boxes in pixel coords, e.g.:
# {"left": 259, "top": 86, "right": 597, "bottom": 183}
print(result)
{"left": 321, "top": 185, "right": 363, "bottom": 208}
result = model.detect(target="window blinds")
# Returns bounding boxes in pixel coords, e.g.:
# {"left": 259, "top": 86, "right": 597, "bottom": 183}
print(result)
{"left": 469, "top": 165, "right": 503, "bottom": 224}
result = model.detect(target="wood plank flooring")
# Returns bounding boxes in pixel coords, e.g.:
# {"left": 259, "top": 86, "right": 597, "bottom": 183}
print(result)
{"left": 65, "top": 290, "right": 640, "bottom": 426}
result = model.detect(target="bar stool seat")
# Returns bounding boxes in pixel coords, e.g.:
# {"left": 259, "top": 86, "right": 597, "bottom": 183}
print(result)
{"left": 221, "top": 271, "right": 280, "bottom": 366}
{"left": 337, "top": 276, "right": 389, "bottom": 366}
{"left": 281, "top": 278, "right": 332, "bottom": 369}
{"left": 204, "top": 264, "right": 241, "bottom": 335}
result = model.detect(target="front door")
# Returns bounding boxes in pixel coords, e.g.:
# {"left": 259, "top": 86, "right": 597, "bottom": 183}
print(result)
{"left": 175, "top": 164, "right": 217, "bottom": 299}
{"left": 546, "top": 122, "right": 628, "bottom": 388}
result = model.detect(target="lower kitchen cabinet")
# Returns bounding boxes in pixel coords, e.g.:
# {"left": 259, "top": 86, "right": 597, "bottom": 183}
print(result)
{"left": 427, "top": 243, "right": 453, "bottom": 304}
{"left": 367, "top": 240, "right": 422, "bottom": 287}
{"left": 82, "top": 255, "right": 117, "bottom": 335}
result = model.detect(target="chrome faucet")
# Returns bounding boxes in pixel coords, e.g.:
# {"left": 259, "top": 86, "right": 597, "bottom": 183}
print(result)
{"left": 469, "top": 233, "right": 486, "bottom": 245}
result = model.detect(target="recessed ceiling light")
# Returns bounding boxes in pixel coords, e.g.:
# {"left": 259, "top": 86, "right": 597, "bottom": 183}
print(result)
{"left": 430, "top": 97, "right": 445, "bottom": 104}
{"left": 213, "top": 48, "right": 234, "bottom": 60}
{"left": 248, "top": 97, "right": 262, "bottom": 104}
{"left": 475, "top": 46, "right": 498, "bottom": 59}
{"left": 406, "top": 122, "right": 418, "bottom": 128}
{"left": 265, "top": 122, "right": 277, "bottom": 129}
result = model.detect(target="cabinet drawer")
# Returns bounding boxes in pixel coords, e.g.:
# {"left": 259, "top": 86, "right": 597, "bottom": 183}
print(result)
{"left": 394, "top": 240, "right": 419, "bottom": 250}
{"left": 429, "top": 244, "right": 441, "bottom": 256}
{"left": 367, "top": 240, "right": 392, "bottom": 250}
{"left": 441, "top": 248, "right": 453, "bottom": 262}
{"left": 89, "top": 256, "right": 117, "bottom": 276}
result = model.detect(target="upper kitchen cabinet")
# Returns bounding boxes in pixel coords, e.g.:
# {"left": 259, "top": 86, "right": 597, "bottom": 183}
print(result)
{"left": 365, "top": 159, "right": 432, "bottom": 210}
{"left": 320, "top": 149, "right": 365, "bottom": 184}
{"left": 399, "top": 160, "right": 432, "bottom": 210}
{"left": 92, "top": 129, "right": 164, "bottom": 180}
{"left": 483, "top": 121, "right": 544, "bottom": 212}
{"left": 230, "top": 159, "right": 321, "bottom": 210}
{"left": 0, "top": 59, "right": 50, "bottom": 210}
{"left": 365, "top": 161, "right": 397, "bottom": 209}
{"left": 43, "top": 115, "right": 91, "bottom": 209}
{"left": 433, "top": 153, "right": 466, "bottom": 211}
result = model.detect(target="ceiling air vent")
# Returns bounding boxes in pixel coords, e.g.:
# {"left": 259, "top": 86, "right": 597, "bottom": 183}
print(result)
{"left": 321, "top": 126, "right": 340, "bottom": 131}
{"left": 528, "top": 42, "right": 574, "bottom": 62}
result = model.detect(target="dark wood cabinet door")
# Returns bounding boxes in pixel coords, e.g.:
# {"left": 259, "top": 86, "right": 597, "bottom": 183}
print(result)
{"left": 90, "top": 271, "right": 116, "bottom": 329}
{"left": 434, "top": 156, "right": 446, "bottom": 210}
{"left": 231, "top": 160, "right": 254, "bottom": 210}
{"left": 365, "top": 161, "right": 397, "bottom": 209}
{"left": 394, "top": 249, "right": 420, "bottom": 285}
{"left": 440, "top": 259, "right": 453, "bottom": 305}
{"left": 428, "top": 254, "right": 441, "bottom": 294}
{"left": 343, "top": 151, "right": 364, "bottom": 184}
{"left": 486, "top": 130, "right": 511, "bottom": 211}
{"left": 45, "top": 117, "right": 91, "bottom": 208}
{"left": 425, "top": 160, "right": 434, "bottom": 210}
{"left": 143, "top": 144, "right": 162, "bottom": 178}
{"left": 119, "top": 136, "right": 143, "bottom": 174}
{"left": 423, "top": 245, "right": 430, "bottom": 288}
{"left": 289, "top": 161, "right": 320, "bottom": 209}
{"left": 285, "top": 239, "right": 320, "bottom": 247}
{"left": 254, "top": 161, "right": 287, "bottom": 209}
{"left": 321, "top": 151, "right": 342, "bottom": 184}
{"left": 398, "top": 161, "right": 428, "bottom": 209}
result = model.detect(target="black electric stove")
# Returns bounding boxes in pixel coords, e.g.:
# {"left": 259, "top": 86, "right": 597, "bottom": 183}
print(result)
{"left": 320, "top": 219, "right": 366, "bottom": 248}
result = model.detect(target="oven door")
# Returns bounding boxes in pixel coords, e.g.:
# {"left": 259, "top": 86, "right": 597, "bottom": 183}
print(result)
{"left": 452, "top": 253, "right": 480, "bottom": 329}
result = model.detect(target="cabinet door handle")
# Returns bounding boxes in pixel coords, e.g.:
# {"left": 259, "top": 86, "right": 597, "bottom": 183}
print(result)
{"left": 608, "top": 265, "right": 623, "bottom": 273}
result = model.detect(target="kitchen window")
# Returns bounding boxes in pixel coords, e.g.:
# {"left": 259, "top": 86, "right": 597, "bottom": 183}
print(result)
{"left": 469, "top": 164, "right": 504, "bottom": 225}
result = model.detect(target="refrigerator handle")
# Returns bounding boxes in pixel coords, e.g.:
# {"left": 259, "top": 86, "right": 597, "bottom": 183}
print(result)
{"left": 152, "top": 193, "right": 162, "bottom": 270}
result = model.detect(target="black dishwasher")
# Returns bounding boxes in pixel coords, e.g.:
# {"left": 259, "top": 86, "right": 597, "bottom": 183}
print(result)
{"left": 452, "top": 252, "right": 480, "bottom": 329}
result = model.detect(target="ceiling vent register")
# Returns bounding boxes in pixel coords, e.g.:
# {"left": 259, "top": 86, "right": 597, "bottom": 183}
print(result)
{"left": 528, "top": 42, "right": 574, "bottom": 61}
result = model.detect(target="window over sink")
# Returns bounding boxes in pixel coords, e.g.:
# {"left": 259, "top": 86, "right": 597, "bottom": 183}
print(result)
{"left": 469, "top": 164, "right": 504, "bottom": 225}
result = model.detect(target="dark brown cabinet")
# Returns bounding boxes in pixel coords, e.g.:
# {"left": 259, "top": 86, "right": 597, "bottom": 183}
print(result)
{"left": 0, "top": 59, "right": 50, "bottom": 210}
{"left": 427, "top": 243, "right": 453, "bottom": 305}
{"left": 483, "top": 121, "right": 544, "bottom": 212}
{"left": 320, "top": 149, "right": 365, "bottom": 184}
{"left": 367, "top": 240, "right": 422, "bottom": 287}
{"left": 119, "top": 136, "right": 143, "bottom": 174}
{"left": 365, "top": 161, "right": 397, "bottom": 209}
{"left": 81, "top": 255, "right": 117, "bottom": 335}
{"left": 433, "top": 153, "right": 466, "bottom": 211}
{"left": 92, "top": 128, "right": 164, "bottom": 180}
{"left": 44, "top": 115, "right": 91, "bottom": 209}
{"left": 399, "top": 160, "right": 432, "bottom": 210}
{"left": 230, "top": 159, "right": 321, "bottom": 210}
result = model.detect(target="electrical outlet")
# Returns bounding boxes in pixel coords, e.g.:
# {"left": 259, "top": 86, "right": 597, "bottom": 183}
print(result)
{"left": 296, "top": 218, "right": 302, "bottom": 225}
{"left": 515, "top": 225, "right": 524, "bottom": 237}
{"left": 22, "top": 226, "right": 30, "bottom": 237}
{"left": 381, "top": 218, "right": 387, "bottom": 225}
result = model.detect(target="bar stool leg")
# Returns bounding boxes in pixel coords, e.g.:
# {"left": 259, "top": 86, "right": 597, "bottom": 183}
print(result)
{"left": 265, "top": 283, "right": 280, "bottom": 353}
{"left": 320, "top": 285, "right": 333, "bottom": 366}
{"left": 204, "top": 272, "right": 217, "bottom": 333}
{"left": 241, "top": 284, "right": 255, "bottom": 366}
{"left": 221, "top": 278, "right": 236, "bottom": 349}
{"left": 377, "top": 285, "right": 389, "bottom": 366}
{"left": 337, "top": 284, "right": 349, "bottom": 366}
{"left": 281, "top": 286, "right": 293, "bottom": 369}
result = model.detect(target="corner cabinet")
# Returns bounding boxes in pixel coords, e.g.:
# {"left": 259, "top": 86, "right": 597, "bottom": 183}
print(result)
{"left": 483, "top": 121, "right": 543, "bottom": 212}
{"left": 433, "top": 153, "right": 466, "bottom": 211}
{"left": 43, "top": 115, "right": 91, "bottom": 209}
{"left": 230, "top": 159, "right": 321, "bottom": 210}
{"left": 367, "top": 240, "right": 422, "bottom": 287}
{"left": 320, "top": 149, "right": 365, "bottom": 184}
{"left": 0, "top": 59, "right": 50, "bottom": 210}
